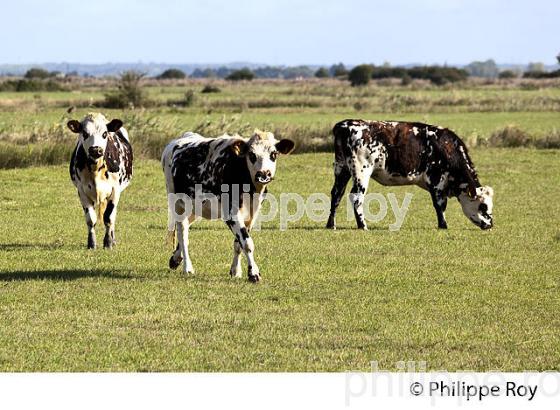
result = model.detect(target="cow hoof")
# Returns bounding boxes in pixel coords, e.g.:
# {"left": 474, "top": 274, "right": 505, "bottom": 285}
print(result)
{"left": 103, "top": 238, "right": 113, "bottom": 249}
{"left": 230, "top": 269, "right": 242, "bottom": 278}
{"left": 358, "top": 226, "right": 368, "bottom": 231}
{"left": 169, "top": 255, "right": 182, "bottom": 270}
{"left": 248, "top": 274, "right": 261, "bottom": 283}
{"left": 438, "top": 225, "right": 448, "bottom": 230}
{"left": 326, "top": 223, "right": 336, "bottom": 230}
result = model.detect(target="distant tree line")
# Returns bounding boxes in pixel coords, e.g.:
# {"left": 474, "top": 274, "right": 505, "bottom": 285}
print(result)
{"left": 346, "top": 64, "right": 469, "bottom": 86}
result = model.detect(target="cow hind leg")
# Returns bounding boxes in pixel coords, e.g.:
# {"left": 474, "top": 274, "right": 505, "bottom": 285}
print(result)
{"left": 174, "top": 220, "right": 194, "bottom": 274}
{"left": 349, "top": 164, "right": 373, "bottom": 230}
{"left": 326, "top": 163, "right": 351, "bottom": 229}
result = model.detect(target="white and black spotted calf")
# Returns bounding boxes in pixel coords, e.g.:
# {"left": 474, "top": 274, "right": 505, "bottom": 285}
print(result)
{"left": 327, "top": 119, "right": 494, "bottom": 230}
{"left": 162, "top": 130, "right": 294, "bottom": 282}
{"left": 68, "top": 113, "right": 133, "bottom": 249}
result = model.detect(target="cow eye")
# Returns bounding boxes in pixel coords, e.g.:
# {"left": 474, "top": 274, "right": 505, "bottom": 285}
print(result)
{"left": 248, "top": 152, "right": 257, "bottom": 163}
{"left": 82, "top": 132, "right": 89, "bottom": 139}
{"left": 102, "top": 132, "right": 108, "bottom": 139}
{"left": 270, "top": 151, "right": 278, "bottom": 161}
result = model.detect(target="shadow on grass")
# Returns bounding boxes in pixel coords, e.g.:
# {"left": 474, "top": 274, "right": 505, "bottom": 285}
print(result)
{"left": 0, "top": 242, "right": 66, "bottom": 251}
{"left": 0, "top": 269, "right": 136, "bottom": 282}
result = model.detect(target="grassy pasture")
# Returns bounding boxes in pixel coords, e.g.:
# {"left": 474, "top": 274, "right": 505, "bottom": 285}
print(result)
{"left": 0, "top": 149, "right": 559, "bottom": 371}
{"left": 1, "top": 79, "right": 559, "bottom": 170}
{"left": 0, "top": 78, "right": 559, "bottom": 371}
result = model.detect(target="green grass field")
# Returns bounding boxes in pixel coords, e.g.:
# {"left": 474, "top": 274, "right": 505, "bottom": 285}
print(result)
{"left": 1, "top": 149, "right": 559, "bottom": 371}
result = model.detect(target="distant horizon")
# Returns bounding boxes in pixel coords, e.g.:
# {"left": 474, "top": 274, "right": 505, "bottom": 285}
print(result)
{"left": 1, "top": 60, "right": 557, "bottom": 68}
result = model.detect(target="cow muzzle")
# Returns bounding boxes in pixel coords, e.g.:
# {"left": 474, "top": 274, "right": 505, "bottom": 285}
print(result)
{"left": 481, "top": 221, "right": 493, "bottom": 230}
{"left": 88, "top": 146, "right": 104, "bottom": 159}
{"left": 255, "top": 170, "right": 272, "bottom": 184}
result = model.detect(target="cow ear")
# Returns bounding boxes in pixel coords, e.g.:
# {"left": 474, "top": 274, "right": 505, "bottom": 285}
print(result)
{"left": 107, "top": 119, "right": 123, "bottom": 132}
{"left": 231, "top": 140, "right": 247, "bottom": 157}
{"left": 67, "top": 120, "right": 82, "bottom": 134}
{"left": 276, "top": 139, "right": 295, "bottom": 155}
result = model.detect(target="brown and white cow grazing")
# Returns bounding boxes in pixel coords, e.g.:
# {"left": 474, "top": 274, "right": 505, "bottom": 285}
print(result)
{"left": 162, "top": 130, "right": 294, "bottom": 282}
{"left": 327, "top": 119, "right": 494, "bottom": 230}
{"left": 68, "top": 113, "right": 133, "bottom": 249}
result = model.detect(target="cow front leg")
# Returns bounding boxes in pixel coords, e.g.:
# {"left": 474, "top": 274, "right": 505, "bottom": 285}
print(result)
{"left": 326, "top": 163, "right": 351, "bottom": 229}
{"left": 175, "top": 220, "right": 194, "bottom": 274}
{"left": 225, "top": 218, "right": 259, "bottom": 282}
{"left": 349, "top": 165, "right": 372, "bottom": 230}
{"left": 103, "top": 194, "right": 119, "bottom": 249}
{"left": 84, "top": 206, "right": 97, "bottom": 249}
{"left": 229, "top": 239, "right": 243, "bottom": 278}
{"left": 79, "top": 191, "right": 97, "bottom": 249}
{"left": 429, "top": 189, "right": 448, "bottom": 229}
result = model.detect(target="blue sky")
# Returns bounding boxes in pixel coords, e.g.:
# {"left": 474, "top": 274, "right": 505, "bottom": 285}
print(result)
{"left": 1, "top": 0, "right": 558, "bottom": 65}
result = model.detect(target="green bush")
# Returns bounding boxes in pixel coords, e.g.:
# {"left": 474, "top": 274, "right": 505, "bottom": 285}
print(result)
{"left": 0, "top": 79, "right": 66, "bottom": 92}
{"left": 314, "top": 67, "right": 329, "bottom": 78}
{"left": 369, "top": 65, "right": 468, "bottom": 85}
{"left": 523, "top": 69, "right": 560, "bottom": 79}
{"left": 103, "top": 71, "right": 152, "bottom": 108}
{"left": 24, "top": 68, "right": 51, "bottom": 79}
{"left": 330, "top": 63, "right": 348, "bottom": 77}
{"left": 489, "top": 126, "right": 531, "bottom": 147}
{"left": 201, "top": 84, "right": 221, "bottom": 93}
{"left": 0, "top": 142, "right": 72, "bottom": 169}
{"left": 158, "top": 68, "right": 186, "bottom": 79}
{"left": 407, "top": 66, "right": 468, "bottom": 85}
{"left": 226, "top": 68, "right": 255, "bottom": 81}
{"left": 348, "top": 64, "right": 373, "bottom": 86}
{"left": 499, "top": 70, "right": 518, "bottom": 79}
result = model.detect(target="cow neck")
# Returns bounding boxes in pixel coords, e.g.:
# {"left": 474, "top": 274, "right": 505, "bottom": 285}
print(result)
{"left": 87, "top": 156, "right": 105, "bottom": 173}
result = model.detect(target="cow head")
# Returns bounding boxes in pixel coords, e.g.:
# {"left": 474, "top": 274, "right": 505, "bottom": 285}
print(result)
{"left": 231, "top": 129, "right": 295, "bottom": 187}
{"left": 67, "top": 113, "right": 123, "bottom": 162}
{"left": 457, "top": 185, "right": 494, "bottom": 230}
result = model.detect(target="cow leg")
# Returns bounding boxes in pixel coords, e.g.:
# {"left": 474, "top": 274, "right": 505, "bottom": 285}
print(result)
{"left": 429, "top": 189, "right": 448, "bottom": 229}
{"left": 174, "top": 220, "right": 194, "bottom": 274}
{"left": 229, "top": 238, "right": 243, "bottom": 278}
{"left": 84, "top": 206, "right": 97, "bottom": 249}
{"left": 169, "top": 242, "right": 183, "bottom": 269}
{"left": 225, "top": 217, "right": 259, "bottom": 282}
{"left": 326, "top": 163, "right": 351, "bottom": 229}
{"left": 349, "top": 163, "right": 373, "bottom": 230}
{"left": 79, "top": 191, "right": 97, "bottom": 249}
{"left": 103, "top": 192, "right": 120, "bottom": 249}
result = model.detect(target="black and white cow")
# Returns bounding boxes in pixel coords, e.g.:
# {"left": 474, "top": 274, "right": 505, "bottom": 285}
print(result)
{"left": 68, "top": 113, "right": 133, "bottom": 249}
{"left": 162, "top": 130, "right": 294, "bottom": 282}
{"left": 327, "top": 119, "right": 494, "bottom": 230}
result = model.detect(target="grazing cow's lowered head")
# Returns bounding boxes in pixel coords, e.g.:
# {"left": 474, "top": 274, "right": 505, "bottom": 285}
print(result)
{"left": 457, "top": 185, "right": 494, "bottom": 230}
{"left": 328, "top": 119, "right": 495, "bottom": 231}
{"left": 230, "top": 129, "right": 295, "bottom": 187}
{"left": 67, "top": 113, "right": 123, "bottom": 165}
